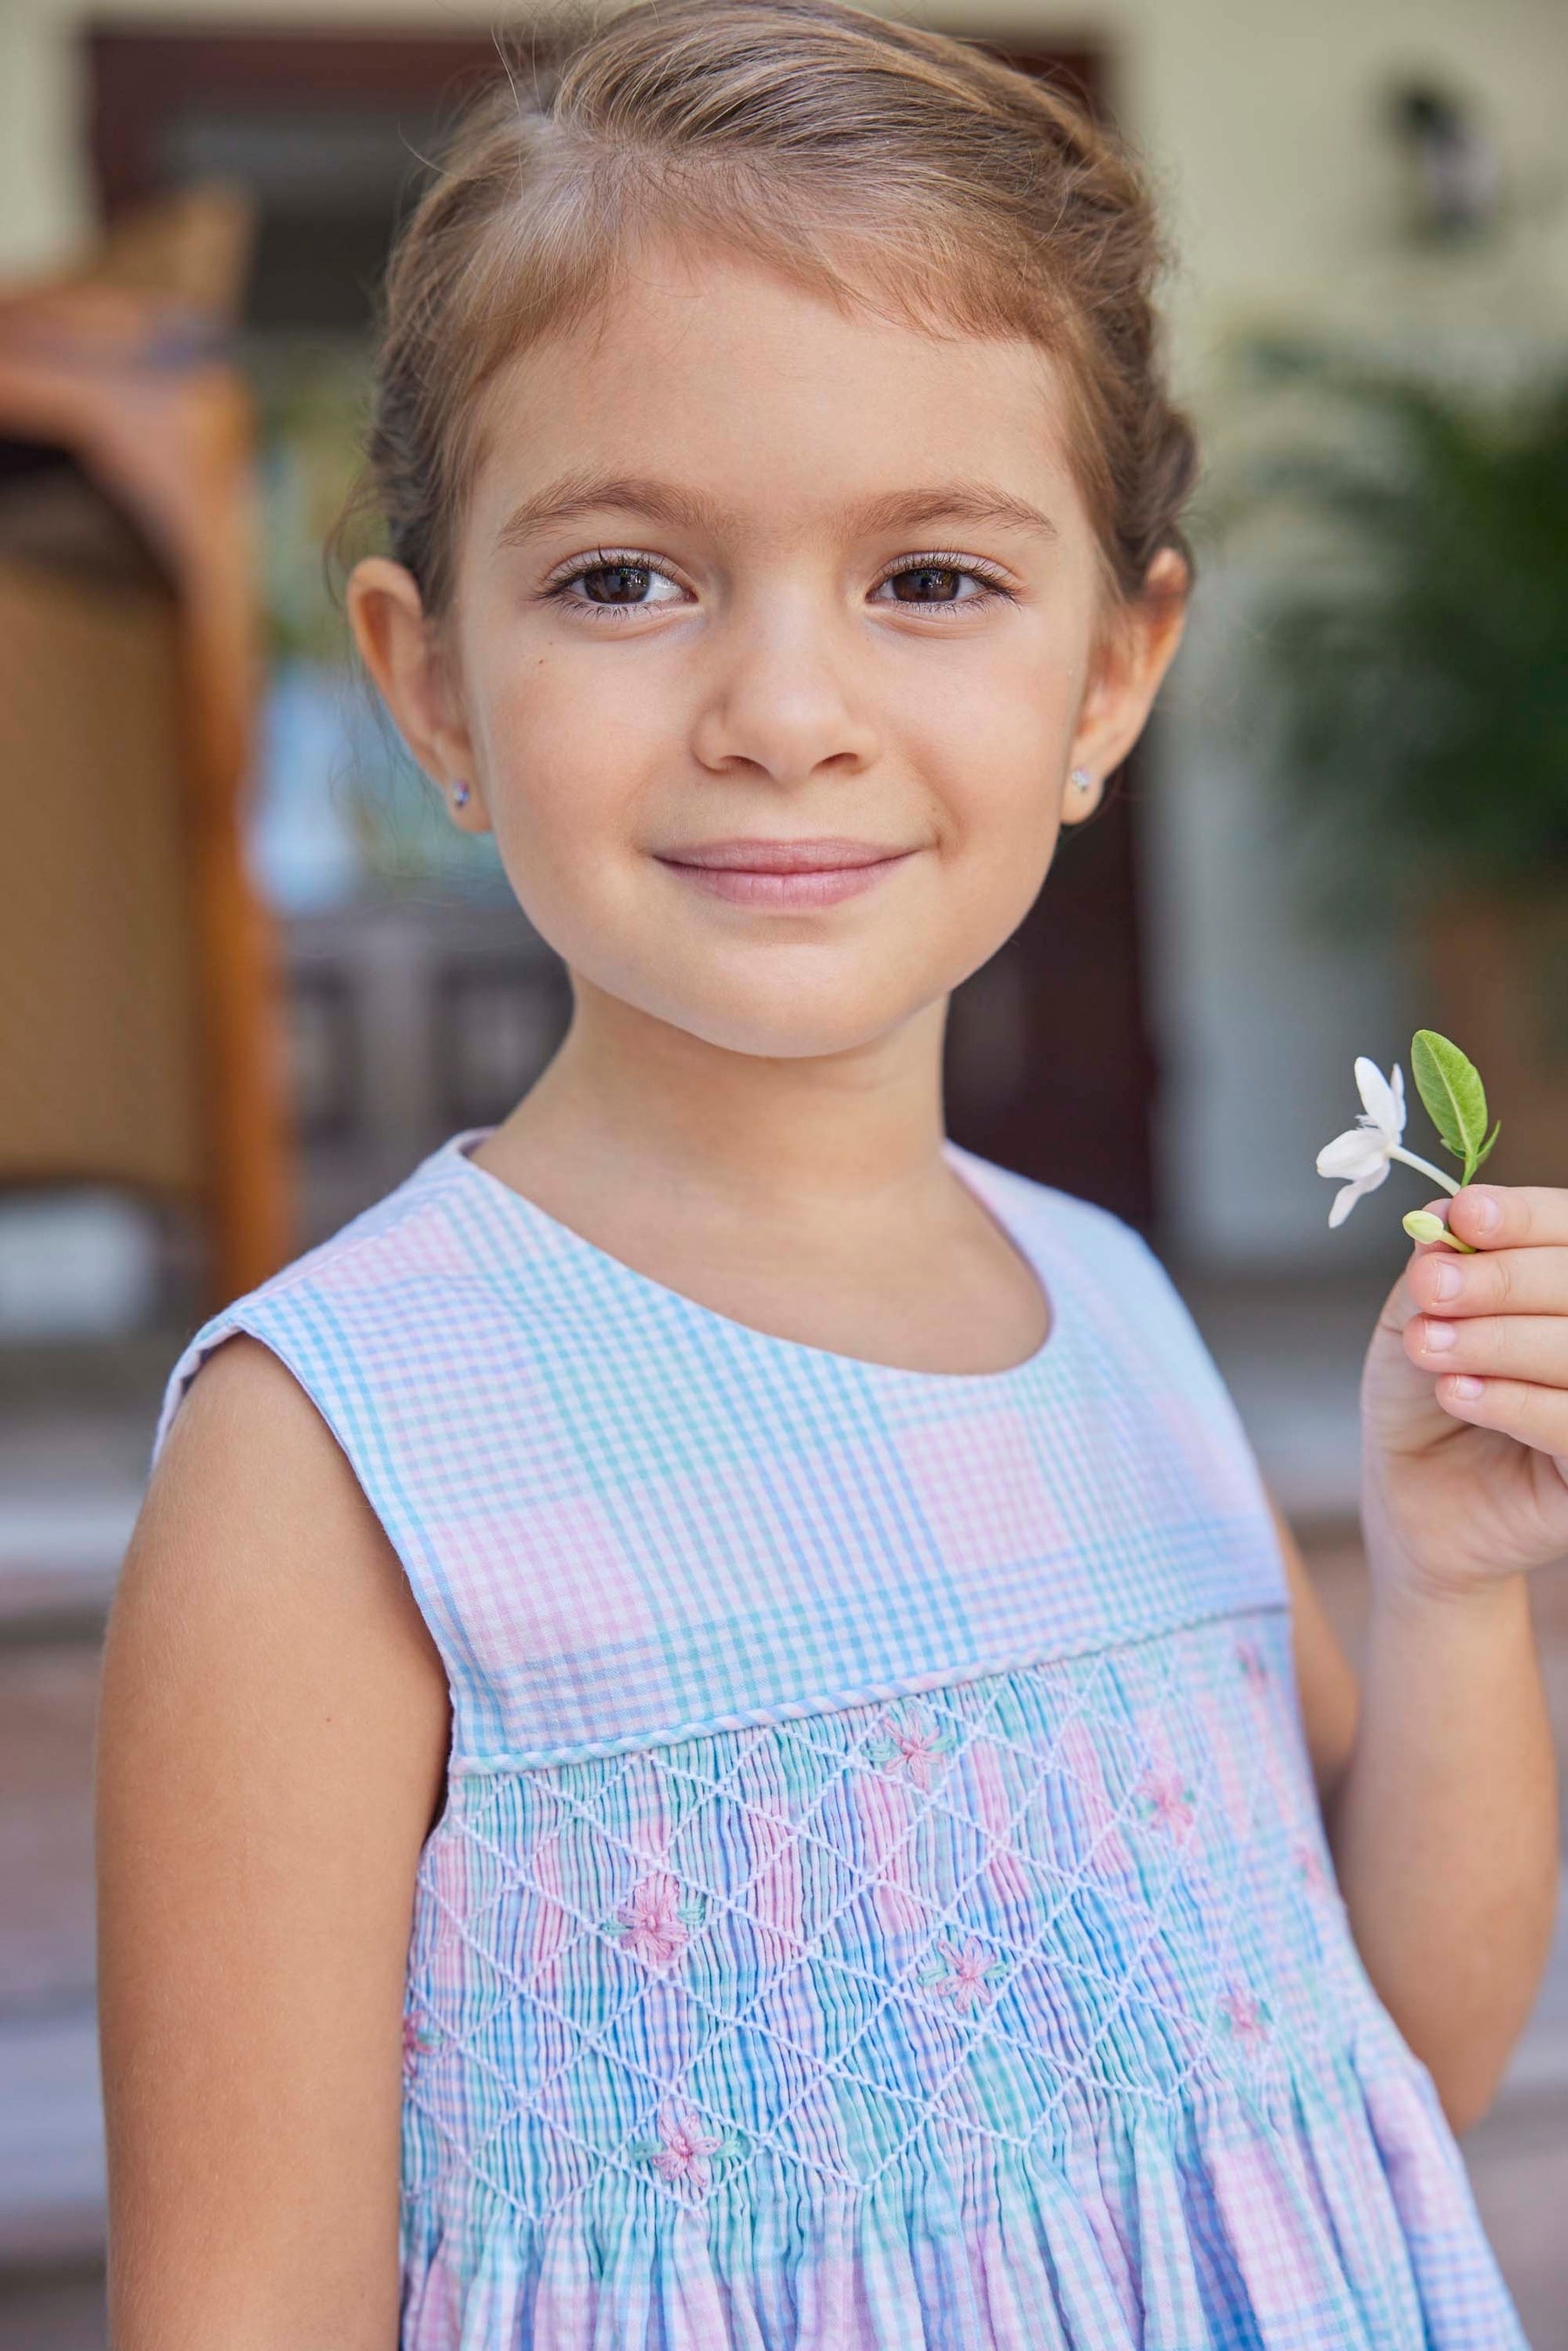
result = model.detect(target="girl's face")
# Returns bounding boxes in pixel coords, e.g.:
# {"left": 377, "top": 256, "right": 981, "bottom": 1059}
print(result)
{"left": 351, "top": 239, "right": 1186, "bottom": 1061}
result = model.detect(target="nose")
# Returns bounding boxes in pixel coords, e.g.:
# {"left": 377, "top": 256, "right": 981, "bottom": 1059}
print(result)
{"left": 689, "top": 597, "right": 880, "bottom": 785}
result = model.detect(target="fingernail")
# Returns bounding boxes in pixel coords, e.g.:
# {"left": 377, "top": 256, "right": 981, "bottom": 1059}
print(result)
{"left": 1450, "top": 1375, "right": 1484, "bottom": 1400}
{"left": 1422, "top": 1318, "right": 1456, "bottom": 1353}
{"left": 1467, "top": 1190, "right": 1500, "bottom": 1233}
{"left": 1429, "top": 1262, "right": 1462, "bottom": 1301}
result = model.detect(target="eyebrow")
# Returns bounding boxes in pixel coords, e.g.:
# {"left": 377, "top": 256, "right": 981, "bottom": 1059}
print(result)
{"left": 494, "top": 472, "right": 1058, "bottom": 549}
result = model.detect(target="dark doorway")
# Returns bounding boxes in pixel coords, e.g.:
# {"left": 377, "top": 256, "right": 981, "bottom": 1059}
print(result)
{"left": 89, "top": 24, "right": 1159, "bottom": 1233}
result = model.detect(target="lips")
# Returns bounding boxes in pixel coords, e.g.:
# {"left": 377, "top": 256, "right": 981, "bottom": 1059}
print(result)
{"left": 653, "top": 838, "right": 917, "bottom": 909}
{"left": 655, "top": 838, "right": 911, "bottom": 872}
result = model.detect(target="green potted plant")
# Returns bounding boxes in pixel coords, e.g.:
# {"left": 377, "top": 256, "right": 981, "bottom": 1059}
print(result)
{"left": 1220, "top": 338, "right": 1568, "bottom": 1181}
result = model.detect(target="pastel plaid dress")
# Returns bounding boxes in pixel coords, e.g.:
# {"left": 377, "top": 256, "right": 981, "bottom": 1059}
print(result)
{"left": 152, "top": 1129, "right": 1528, "bottom": 2349}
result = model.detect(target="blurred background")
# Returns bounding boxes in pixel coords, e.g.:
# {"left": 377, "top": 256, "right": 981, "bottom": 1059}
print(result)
{"left": 1, "top": 0, "right": 1565, "bottom": 2341}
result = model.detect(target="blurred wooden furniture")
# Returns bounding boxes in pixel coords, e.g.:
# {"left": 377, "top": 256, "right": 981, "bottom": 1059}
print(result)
{"left": 0, "top": 187, "right": 291, "bottom": 1307}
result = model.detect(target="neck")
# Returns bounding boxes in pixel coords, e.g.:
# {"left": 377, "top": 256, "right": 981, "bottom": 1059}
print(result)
{"left": 489, "top": 973, "right": 953, "bottom": 1219}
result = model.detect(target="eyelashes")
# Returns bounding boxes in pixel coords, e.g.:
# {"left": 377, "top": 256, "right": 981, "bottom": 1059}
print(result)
{"left": 541, "top": 550, "right": 686, "bottom": 620}
{"left": 539, "top": 547, "right": 1018, "bottom": 620}
{"left": 869, "top": 552, "right": 1015, "bottom": 611}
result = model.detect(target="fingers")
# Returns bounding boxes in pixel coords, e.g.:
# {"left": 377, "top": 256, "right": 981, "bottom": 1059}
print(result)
{"left": 1405, "top": 1236, "right": 1568, "bottom": 1320}
{"left": 1410, "top": 1307, "right": 1568, "bottom": 1391}
{"left": 1405, "top": 1308, "right": 1568, "bottom": 1388}
{"left": 1446, "top": 1184, "right": 1568, "bottom": 1251}
{"left": 1399, "top": 1183, "right": 1568, "bottom": 1457}
{"left": 1423, "top": 1370, "right": 1568, "bottom": 1458}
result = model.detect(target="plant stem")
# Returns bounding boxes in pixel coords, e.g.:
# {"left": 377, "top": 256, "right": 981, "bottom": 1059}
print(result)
{"left": 1390, "top": 1145, "right": 1461, "bottom": 1196}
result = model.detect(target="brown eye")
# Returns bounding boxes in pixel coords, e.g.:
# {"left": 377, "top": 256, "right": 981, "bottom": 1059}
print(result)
{"left": 581, "top": 564, "right": 654, "bottom": 604}
{"left": 889, "top": 565, "right": 966, "bottom": 603}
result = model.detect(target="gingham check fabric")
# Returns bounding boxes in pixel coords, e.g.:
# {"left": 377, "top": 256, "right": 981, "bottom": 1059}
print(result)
{"left": 152, "top": 1132, "right": 1528, "bottom": 2349}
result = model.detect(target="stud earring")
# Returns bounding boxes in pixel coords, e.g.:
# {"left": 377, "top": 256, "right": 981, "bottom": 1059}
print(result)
{"left": 450, "top": 780, "right": 470, "bottom": 807}
{"left": 1069, "top": 767, "right": 1095, "bottom": 796}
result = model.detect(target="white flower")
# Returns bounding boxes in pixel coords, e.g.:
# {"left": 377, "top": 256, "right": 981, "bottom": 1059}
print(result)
{"left": 1315, "top": 1057, "right": 1406, "bottom": 1227}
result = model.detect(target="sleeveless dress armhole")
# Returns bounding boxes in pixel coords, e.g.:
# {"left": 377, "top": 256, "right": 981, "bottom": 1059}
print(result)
{"left": 152, "top": 1294, "right": 472, "bottom": 1805}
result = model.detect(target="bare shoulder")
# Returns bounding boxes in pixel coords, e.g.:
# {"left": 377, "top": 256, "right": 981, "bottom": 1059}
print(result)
{"left": 124, "top": 1331, "right": 449, "bottom": 1734}
{"left": 97, "top": 1332, "right": 451, "bottom": 2347}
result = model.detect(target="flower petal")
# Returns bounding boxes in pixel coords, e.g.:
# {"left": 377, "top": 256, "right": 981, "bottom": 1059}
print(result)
{"left": 1328, "top": 1161, "right": 1390, "bottom": 1226}
{"left": 1354, "top": 1056, "right": 1405, "bottom": 1142}
{"left": 1316, "top": 1125, "right": 1389, "bottom": 1180}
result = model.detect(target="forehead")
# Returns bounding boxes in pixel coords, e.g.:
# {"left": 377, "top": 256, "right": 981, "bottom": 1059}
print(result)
{"left": 463, "top": 238, "right": 1086, "bottom": 543}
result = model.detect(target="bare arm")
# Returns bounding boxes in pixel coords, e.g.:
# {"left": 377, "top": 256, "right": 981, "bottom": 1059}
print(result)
{"left": 1267, "top": 1496, "right": 1360, "bottom": 1807}
{"left": 95, "top": 1334, "right": 452, "bottom": 2350}
{"left": 1268, "top": 1492, "right": 1558, "bottom": 2133}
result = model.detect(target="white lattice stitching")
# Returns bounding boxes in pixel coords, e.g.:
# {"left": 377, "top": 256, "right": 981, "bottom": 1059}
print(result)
{"left": 477, "top": 1725, "right": 854, "bottom": 2042}
{"left": 402, "top": 1990, "right": 596, "bottom": 2228}
{"left": 415, "top": 1860, "right": 758, "bottom": 2217}
{"left": 1191, "top": 1813, "right": 1285, "bottom": 2079}
{"left": 487, "top": 1666, "right": 1154, "bottom": 2069}
{"left": 483, "top": 1695, "right": 976, "bottom": 2079}
{"left": 429, "top": 1708, "right": 1086, "bottom": 2202}
{"left": 408, "top": 1839, "right": 692, "bottom": 2172}
{"left": 1133, "top": 1659, "right": 1284, "bottom": 2092}
{"left": 407, "top": 1635, "right": 1300, "bottom": 2216}
{"left": 814, "top": 1763, "right": 1235, "bottom": 2178}
{"left": 428, "top": 1831, "right": 786, "bottom": 2172}
{"left": 825, "top": 1653, "right": 1278, "bottom": 2165}
{"left": 412, "top": 1767, "right": 593, "bottom": 2002}
{"left": 431, "top": 1758, "right": 925, "bottom": 2206}
{"left": 467, "top": 2077, "right": 694, "bottom": 2223}
{"left": 476, "top": 1674, "right": 1193, "bottom": 2137}
{"left": 425, "top": 1806, "right": 633, "bottom": 2043}
{"left": 581, "top": 1760, "right": 982, "bottom": 2177}
{"left": 655, "top": 1702, "right": 1209, "bottom": 2181}
{"left": 932, "top": 1665, "right": 1136, "bottom": 1864}
{"left": 461, "top": 1733, "right": 740, "bottom": 1983}
{"left": 558, "top": 1706, "right": 1017, "bottom": 2197}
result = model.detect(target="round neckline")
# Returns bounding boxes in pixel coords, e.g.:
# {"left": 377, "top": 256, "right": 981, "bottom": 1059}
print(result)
{"left": 439, "top": 1126, "right": 1067, "bottom": 1388}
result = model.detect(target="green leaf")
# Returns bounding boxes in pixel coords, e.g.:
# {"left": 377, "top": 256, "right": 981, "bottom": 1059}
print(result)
{"left": 1411, "top": 1030, "right": 1490, "bottom": 1182}
{"left": 1474, "top": 1117, "right": 1502, "bottom": 1172}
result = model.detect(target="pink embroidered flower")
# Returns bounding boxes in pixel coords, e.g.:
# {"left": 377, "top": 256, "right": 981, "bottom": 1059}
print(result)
{"left": 1236, "top": 1640, "right": 1269, "bottom": 1688}
{"left": 1137, "top": 1768, "right": 1196, "bottom": 1836}
{"left": 650, "top": 2104, "right": 724, "bottom": 2194}
{"left": 614, "top": 1874, "right": 697, "bottom": 1968}
{"left": 923, "top": 1936, "right": 997, "bottom": 2017}
{"left": 402, "top": 2010, "right": 436, "bottom": 2081}
{"left": 869, "top": 1708, "right": 952, "bottom": 1788}
{"left": 1219, "top": 1983, "right": 1271, "bottom": 2050}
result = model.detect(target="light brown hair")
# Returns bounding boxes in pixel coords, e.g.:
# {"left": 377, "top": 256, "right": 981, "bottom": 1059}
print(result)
{"left": 358, "top": 0, "right": 1198, "bottom": 625}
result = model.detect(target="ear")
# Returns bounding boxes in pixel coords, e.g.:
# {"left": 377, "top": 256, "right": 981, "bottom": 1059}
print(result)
{"left": 1062, "top": 548, "right": 1189, "bottom": 822}
{"left": 345, "top": 557, "right": 490, "bottom": 831}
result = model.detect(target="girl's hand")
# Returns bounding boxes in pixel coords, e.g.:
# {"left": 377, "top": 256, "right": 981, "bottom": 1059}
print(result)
{"left": 1362, "top": 1183, "right": 1568, "bottom": 1600}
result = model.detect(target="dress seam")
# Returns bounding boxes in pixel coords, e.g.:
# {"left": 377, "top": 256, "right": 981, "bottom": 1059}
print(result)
{"left": 443, "top": 1600, "right": 1294, "bottom": 1774}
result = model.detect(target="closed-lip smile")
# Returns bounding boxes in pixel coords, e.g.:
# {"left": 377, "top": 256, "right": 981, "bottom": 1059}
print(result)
{"left": 652, "top": 837, "right": 919, "bottom": 909}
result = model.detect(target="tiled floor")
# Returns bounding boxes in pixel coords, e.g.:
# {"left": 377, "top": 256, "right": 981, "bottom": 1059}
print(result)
{"left": 1, "top": 1287, "right": 1565, "bottom": 2343}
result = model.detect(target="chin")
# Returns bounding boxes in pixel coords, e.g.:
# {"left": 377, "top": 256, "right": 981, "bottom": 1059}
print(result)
{"left": 632, "top": 965, "right": 940, "bottom": 1063}
{"left": 688, "top": 1010, "right": 905, "bottom": 1060}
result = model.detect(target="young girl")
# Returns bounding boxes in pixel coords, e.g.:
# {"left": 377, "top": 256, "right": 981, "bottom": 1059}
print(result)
{"left": 96, "top": 4, "right": 1560, "bottom": 2344}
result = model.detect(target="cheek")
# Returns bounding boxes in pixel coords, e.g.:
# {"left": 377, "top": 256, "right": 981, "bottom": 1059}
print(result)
{"left": 470, "top": 641, "right": 651, "bottom": 872}
{"left": 902, "top": 638, "right": 1075, "bottom": 857}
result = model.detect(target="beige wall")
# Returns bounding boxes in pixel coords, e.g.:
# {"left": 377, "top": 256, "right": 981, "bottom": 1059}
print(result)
{"left": 4, "top": 0, "right": 1567, "bottom": 1263}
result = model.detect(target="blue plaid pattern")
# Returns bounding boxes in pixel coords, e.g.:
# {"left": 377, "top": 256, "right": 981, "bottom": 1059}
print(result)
{"left": 152, "top": 1132, "right": 1530, "bottom": 2348}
